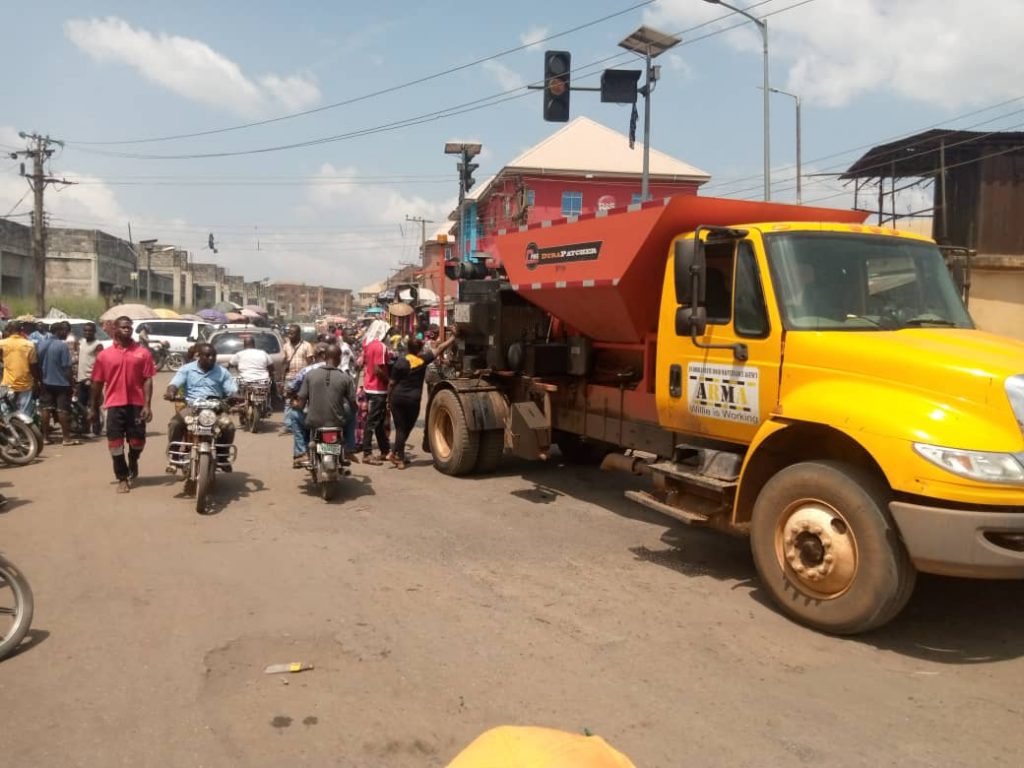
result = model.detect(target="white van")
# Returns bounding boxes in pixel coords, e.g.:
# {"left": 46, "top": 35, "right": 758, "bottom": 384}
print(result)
{"left": 132, "top": 319, "right": 214, "bottom": 355}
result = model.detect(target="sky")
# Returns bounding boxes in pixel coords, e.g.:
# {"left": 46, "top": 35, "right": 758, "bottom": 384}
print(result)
{"left": 2, "top": 0, "right": 1022, "bottom": 291}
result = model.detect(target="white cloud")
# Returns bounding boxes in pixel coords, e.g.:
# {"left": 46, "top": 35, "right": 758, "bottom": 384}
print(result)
{"left": 64, "top": 17, "right": 321, "bottom": 116}
{"left": 520, "top": 25, "right": 549, "bottom": 50}
{"left": 646, "top": 0, "right": 1024, "bottom": 109}
{"left": 482, "top": 60, "right": 526, "bottom": 93}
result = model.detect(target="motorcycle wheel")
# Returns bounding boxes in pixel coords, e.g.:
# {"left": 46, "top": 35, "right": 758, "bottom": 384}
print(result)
{"left": 29, "top": 423, "right": 44, "bottom": 456}
{"left": 320, "top": 480, "right": 338, "bottom": 501}
{"left": 246, "top": 405, "right": 259, "bottom": 434}
{"left": 0, "top": 553, "right": 34, "bottom": 661}
{"left": 165, "top": 352, "right": 185, "bottom": 372}
{"left": 195, "top": 453, "right": 214, "bottom": 515}
{"left": 0, "top": 419, "right": 40, "bottom": 466}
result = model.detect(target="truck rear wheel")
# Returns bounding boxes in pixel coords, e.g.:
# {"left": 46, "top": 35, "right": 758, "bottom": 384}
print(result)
{"left": 474, "top": 430, "right": 505, "bottom": 474}
{"left": 428, "top": 389, "right": 479, "bottom": 476}
{"left": 750, "top": 460, "right": 916, "bottom": 635}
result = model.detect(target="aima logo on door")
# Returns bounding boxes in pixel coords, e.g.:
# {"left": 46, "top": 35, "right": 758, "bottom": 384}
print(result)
{"left": 687, "top": 363, "right": 760, "bottom": 424}
{"left": 526, "top": 240, "right": 602, "bottom": 270}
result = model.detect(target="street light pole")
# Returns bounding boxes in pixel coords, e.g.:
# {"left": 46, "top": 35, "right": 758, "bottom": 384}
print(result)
{"left": 768, "top": 87, "right": 801, "bottom": 203}
{"left": 704, "top": 0, "right": 770, "bottom": 200}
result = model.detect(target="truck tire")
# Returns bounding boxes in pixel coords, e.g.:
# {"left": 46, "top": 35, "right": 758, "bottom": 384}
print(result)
{"left": 750, "top": 460, "right": 916, "bottom": 635}
{"left": 428, "top": 389, "right": 479, "bottom": 476}
{"left": 474, "top": 430, "right": 504, "bottom": 474}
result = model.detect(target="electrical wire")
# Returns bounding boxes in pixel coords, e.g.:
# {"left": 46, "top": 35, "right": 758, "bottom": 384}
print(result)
{"left": 64, "top": 1, "right": 658, "bottom": 146}
{"left": 67, "top": 0, "right": 807, "bottom": 161}
{"left": 2, "top": 189, "right": 30, "bottom": 219}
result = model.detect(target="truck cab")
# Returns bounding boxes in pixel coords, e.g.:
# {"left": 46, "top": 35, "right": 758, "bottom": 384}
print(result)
{"left": 427, "top": 196, "right": 1024, "bottom": 634}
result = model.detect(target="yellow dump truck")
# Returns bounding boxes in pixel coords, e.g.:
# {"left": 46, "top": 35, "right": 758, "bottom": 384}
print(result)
{"left": 426, "top": 195, "right": 1024, "bottom": 634}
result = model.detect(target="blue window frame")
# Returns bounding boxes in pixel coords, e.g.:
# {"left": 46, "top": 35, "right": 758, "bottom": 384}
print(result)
{"left": 526, "top": 189, "right": 535, "bottom": 207}
{"left": 561, "top": 191, "right": 582, "bottom": 217}
{"left": 630, "top": 193, "right": 643, "bottom": 204}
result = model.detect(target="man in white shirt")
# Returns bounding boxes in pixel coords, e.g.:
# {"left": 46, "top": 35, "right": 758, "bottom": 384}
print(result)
{"left": 229, "top": 336, "right": 274, "bottom": 384}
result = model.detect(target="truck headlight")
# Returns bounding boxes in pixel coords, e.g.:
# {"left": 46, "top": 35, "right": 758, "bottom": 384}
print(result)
{"left": 1007, "top": 375, "right": 1024, "bottom": 435}
{"left": 913, "top": 442, "right": 1024, "bottom": 484}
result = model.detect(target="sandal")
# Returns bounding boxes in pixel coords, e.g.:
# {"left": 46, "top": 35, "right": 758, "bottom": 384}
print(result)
{"left": 362, "top": 455, "right": 383, "bottom": 466}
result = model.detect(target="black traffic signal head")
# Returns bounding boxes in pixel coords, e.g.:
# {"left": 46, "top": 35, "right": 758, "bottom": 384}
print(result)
{"left": 601, "top": 69, "right": 641, "bottom": 104}
{"left": 543, "top": 50, "right": 571, "bottom": 122}
{"left": 458, "top": 160, "right": 479, "bottom": 195}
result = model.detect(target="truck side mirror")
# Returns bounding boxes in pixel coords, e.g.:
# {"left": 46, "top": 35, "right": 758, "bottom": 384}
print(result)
{"left": 676, "top": 306, "right": 707, "bottom": 337}
{"left": 674, "top": 239, "right": 706, "bottom": 306}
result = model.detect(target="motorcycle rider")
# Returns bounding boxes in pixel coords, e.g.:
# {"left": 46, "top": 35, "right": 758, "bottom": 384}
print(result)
{"left": 164, "top": 342, "right": 238, "bottom": 472}
{"left": 295, "top": 344, "right": 356, "bottom": 464}
{"left": 229, "top": 335, "right": 274, "bottom": 415}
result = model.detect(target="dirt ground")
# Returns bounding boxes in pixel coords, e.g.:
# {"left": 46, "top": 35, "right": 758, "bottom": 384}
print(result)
{"left": 1, "top": 374, "right": 1021, "bottom": 767}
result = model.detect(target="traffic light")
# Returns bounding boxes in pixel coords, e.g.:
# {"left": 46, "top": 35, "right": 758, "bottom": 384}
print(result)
{"left": 458, "top": 160, "right": 479, "bottom": 195}
{"left": 601, "top": 69, "right": 641, "bottom": 104}
{"left": 543, "top": 50, "right": 571, "bottom": 122}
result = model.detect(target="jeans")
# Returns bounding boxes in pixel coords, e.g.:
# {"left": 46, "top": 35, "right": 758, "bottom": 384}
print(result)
{"left": 284, "top": 407, "right": 308, "bottom": 458}
{"left": 13, "top": 389, "right": 35, "bottom": 420}
{"left": 344, "top": 413, "right": 356, "bottom": 451}
{"left": 360, "top": 392, "right": 390, "bottom": 456}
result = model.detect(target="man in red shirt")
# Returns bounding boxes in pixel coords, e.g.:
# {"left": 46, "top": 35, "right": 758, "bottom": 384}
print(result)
{"left": 89, "top": 316, "right": 156, "bottom": 493}
{"left": 359, "top": 320, "right": 392, "bottom": 464}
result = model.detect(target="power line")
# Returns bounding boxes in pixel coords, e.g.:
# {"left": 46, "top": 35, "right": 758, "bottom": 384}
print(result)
{"left": 67, "top": 0, "right": 810, "bottom": 162}
{"left": 64, "top": 1, "right": 658, "bottom": 146}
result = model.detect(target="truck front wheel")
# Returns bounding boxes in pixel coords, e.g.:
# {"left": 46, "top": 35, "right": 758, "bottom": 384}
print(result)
{"left": 428, "top": 389, "right": 479, "bottom": 476}
{"left": 750, "top": 460, "right": 916, "bottom": 635}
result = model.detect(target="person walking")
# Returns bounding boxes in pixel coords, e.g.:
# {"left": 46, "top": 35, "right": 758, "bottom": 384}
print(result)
{"left": 387, "top": 333, "right": 457, "bottom": 469}
{"left": 37, "top": 321, "right": 79, "bottom": 446}
{"left": 359, "top": 319, "right": 392, "bottom": 465}
{"left": 89, "top": 316, "right": 156, "bottom": 493}
{"left": 76, "top": 322, "right": 104, "bottom": 437}
{"left": 0, "top": 321, "right": 41, "bottom": 419}
{"left": 281, "top": 323, "right": 315, "bottom": 429}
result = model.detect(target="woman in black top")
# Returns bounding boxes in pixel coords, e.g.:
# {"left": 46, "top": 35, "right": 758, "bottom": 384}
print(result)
{"left": 387, "top": 334, "right": 456, "bottom": 469}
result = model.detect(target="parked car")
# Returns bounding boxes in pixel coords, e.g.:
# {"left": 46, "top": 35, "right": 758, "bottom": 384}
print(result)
{"left": 41, "top": 318, "right": 111, "bottom": 341}
{"left": 132, "top": 319, "right": 214, "bottom": 354}
{"left": 208, "top": 327, "right": 286, "bottom": 382}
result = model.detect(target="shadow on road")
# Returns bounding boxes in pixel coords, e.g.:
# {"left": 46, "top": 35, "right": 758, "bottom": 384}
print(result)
{"left": 2, "top": 628, "right": 50, "bottom": 661}
{"left": 299, "top": 472, "right": 376, "bottom": 503}
{"left": 495, "top": 458, "right": 1024, "bottom": 664}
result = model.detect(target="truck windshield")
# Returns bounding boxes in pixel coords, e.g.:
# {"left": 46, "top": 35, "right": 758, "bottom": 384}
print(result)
{"left": 765, "top": 232, "right": 973, "bottom": 331}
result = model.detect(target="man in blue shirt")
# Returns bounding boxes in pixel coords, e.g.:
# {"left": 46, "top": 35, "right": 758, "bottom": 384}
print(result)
{"left": 164, "top": 342, "right": 239, "bottom": 471}
{"left": 37, "top": 321, "right": 79, "bottom": 446}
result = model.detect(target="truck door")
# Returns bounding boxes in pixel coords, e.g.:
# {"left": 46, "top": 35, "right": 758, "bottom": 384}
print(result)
{"left": 657, "top": 236, "right": 783, "bottom": 444}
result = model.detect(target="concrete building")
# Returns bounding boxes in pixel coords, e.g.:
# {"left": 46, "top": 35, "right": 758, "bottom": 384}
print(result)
{"left": 268, "top": 282, "right": 353, "bottom": 319}
{"left": 225, "top": 274, "right": 245, "bottom": 306}
{"left": 147, "top": 246, "right": 194, "bottom": 311}
{"left": 46, "top": 228, "right": 173, "bottom": 306}
{"left": 191, "top": 262, "right": 225, "bottom": 308}
{"left": 0, "top": 219, "right": 34, "bottom": 298}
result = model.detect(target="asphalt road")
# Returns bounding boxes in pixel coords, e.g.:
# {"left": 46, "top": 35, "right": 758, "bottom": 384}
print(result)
{"left": 1, "top": 373, "right": 1022, "bottom": 767}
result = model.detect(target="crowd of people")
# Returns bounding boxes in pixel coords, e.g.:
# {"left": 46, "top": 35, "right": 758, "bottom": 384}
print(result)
{"left": 0, "top": 314, "right": 457, "bottom": 494}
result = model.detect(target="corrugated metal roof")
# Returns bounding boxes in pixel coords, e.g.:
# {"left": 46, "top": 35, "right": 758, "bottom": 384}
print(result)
{"left": 842, "top": 129, "right": 1024, "bottom": 179}
{"left": 504, "top": 116, "right": 710, "bottom": 180}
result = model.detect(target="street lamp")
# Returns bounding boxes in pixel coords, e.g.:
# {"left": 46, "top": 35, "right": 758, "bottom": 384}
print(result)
{"left": 138, "top": 240, "right": 175, "bottom": 304}
{"left": 618, "top": 26, "right": 681, "bottom": 202}
{"left": 768, "top": 86, "right": 801, "bottom": 204}
{"left": 703, "top": 0, "right": 770, "bottom": 201}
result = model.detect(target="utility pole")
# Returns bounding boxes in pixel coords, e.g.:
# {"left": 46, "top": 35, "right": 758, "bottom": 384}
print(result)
{"left": 9, "top": 132, "right": 74, "bottom": 314}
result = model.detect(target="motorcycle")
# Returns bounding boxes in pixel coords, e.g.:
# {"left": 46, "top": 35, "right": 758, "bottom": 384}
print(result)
{"left": 0, "top": 551, "right": 33, "bottom": 661}
{"left": 306, "top": 426, "right": 349, "bottom": 501}
{"left": 147, "top": 340, "right": 172, "bottom": 372}
{"left": 167, "top": 398, "right": 238, "bottom": 514}
{"left": 0, "top": 386, "right": 43, "bottom": 465}
{"left": 237, "top": 379, "right": 271, "bottom": 434}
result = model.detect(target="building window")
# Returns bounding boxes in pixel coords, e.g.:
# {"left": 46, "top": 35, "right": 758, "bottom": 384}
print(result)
{"left": 561, "top": 191, "right": 582, "bottom": 217}
{"left": 631, "top": 193, "right": 643, "bottom": 204}
{"left": 526, "top": 189, "right": 535, "bottom": 207}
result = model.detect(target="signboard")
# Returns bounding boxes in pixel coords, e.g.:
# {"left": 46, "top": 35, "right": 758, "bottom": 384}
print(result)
{"left": 687, "top": 363, "right": 760, "bottom": 425}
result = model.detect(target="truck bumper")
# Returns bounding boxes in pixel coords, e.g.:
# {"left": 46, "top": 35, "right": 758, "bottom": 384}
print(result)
{"left": 889, "top": 501, "right": 1024, "bottom": 578}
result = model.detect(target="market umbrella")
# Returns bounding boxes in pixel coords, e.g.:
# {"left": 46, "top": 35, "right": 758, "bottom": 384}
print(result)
{"left": 213, "top": 301, "right": 241, "bottom": 313}
{"left": 225, "top": 311, "right": 247, "bottom": 323}
{"left": 446, "top": 727, "right": 635, "bottom": 768}
{"left": 197, "top": 308, "right": 229, "bottom": 323}
{"left": 240, "top": 308, "right": 263, "bottom": 319}
{"left": 242, "top": 304, "right": 267, "bottom": 315}
{"left": 153, "top": 308, "right": 180, "bottom": 319}
{"left": 100, "top": 303, "right": 160, "bottom": 322}
{"left": 388, "top": 302, "right": 414, "bottom": 318}
{"left": 178, "top": 313, "right": 205, "bottom": 321}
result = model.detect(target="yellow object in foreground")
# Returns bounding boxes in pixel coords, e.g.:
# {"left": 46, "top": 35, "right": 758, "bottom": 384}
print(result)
{"left": 446, "top": 726, "right": 636, "bottom": 768}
